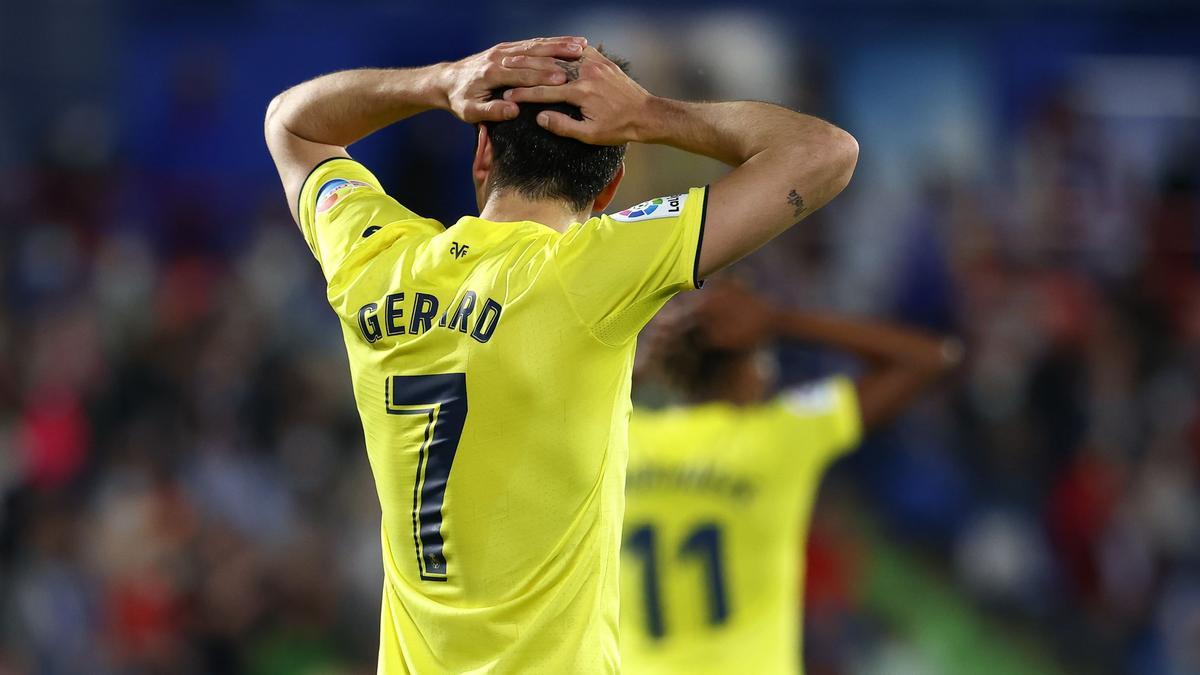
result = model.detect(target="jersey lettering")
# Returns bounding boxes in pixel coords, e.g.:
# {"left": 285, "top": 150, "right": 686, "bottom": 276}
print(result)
{"left": 357, "top": 288, "right": 503, "bottom": 344}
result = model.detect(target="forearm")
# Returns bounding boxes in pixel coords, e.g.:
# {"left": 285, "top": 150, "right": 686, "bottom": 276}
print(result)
{"left": 265, "top": 65, "right": 454, "bottom": 223}
{"left": 772, "top": 310, "right": 957, "bottom": 372}
{"left": 266, "top": 65, "right": 450, "bottom": 148}
{"left": 503, "top": 50, "right": 855, "bottom": 277}
{"left": 771, "top": 310, "right": 960, "bottom": 429}
{"left": 266, "top": 37, "right": 586, "bottom": 225}
{"left": 638, "top": 98, "right": 843, "bottom": 167}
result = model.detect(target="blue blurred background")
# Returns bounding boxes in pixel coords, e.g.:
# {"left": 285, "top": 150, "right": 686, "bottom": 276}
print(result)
{"left": 2, "top": 1, "right": 1199, "bottom": 674}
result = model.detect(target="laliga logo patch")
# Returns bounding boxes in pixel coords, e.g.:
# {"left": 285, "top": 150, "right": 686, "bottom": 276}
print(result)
{"left": 611, "top": 193, "right": 687, "bottom": 222}
{"left": 316, "top": 178, "right": 373, "bottom": 213}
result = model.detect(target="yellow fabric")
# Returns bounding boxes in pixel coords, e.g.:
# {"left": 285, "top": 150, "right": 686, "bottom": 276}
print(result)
{"left": 298, "top": 158, "right": 706, "bottom": 674}
{"left": 621, "top": 377, "right": 861, "bottom": 675}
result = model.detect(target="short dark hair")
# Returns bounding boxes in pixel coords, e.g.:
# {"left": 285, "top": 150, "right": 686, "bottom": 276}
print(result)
{"left": 656, "top": 324, "right": 750, "bottom": 402}
{"left": 482, "top": 52, "right": 630, "bottom": 213}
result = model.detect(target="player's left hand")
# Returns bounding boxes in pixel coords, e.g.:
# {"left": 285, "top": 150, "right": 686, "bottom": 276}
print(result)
{"left": 441, "top": 37, "right": 588, "bottom": 124}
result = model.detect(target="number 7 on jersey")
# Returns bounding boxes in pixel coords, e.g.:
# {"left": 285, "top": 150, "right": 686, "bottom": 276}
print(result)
{"left": 386, "top": 374, "right": 468, "bottom": 581}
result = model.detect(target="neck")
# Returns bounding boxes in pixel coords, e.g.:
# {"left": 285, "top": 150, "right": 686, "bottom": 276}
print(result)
{"left": 478, "top": 190, "right": 589, "bottom": 233}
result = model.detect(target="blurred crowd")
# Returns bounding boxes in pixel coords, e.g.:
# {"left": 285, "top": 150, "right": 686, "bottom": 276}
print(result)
{"left": 2, "top": 4, "right": 1200, "bottom": 675}
{"left": 0, "top": 174, "right": 385, "bottom": 672}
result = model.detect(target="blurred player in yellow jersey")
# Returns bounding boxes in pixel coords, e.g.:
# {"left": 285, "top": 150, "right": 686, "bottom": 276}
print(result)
{"left": 622, "top": 283, "right": 959, "bottom": 674}
{"left": 265, "top": 37, "right": 857, "bottom": 673}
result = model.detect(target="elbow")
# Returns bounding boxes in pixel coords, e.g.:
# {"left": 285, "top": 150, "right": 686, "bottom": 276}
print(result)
{"left": 264, "top": 93, "right": 284, "bottom": 137}
{"left": 264, "top": 91, "right": 298, "bottom": 145}
{"left": 787, "top": 122, "right": 858, "bottom": 201}
{"left": 827, "top": 126, "right": 859, "bottom": 195}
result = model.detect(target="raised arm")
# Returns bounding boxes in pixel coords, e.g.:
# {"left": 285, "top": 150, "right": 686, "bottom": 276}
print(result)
{"left": 505, "top": 47, "right": 859, "bottom": 278}
{"left": 642, "top": 101, "right": 856, "bottom": 277}
{"left": 769, "top": 311, "right": 961, "bottom": 430}
{"left": 265, "top": 36, "right": 588, "bottom": 223}
{"left": 699, "top": 285, "right": 961, "bottom": 430}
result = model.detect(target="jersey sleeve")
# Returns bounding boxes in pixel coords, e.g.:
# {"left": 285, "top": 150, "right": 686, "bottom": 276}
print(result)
{"left": 769, "top": 375, "right": 863, "bottom": 471}
{"left": 297, "top": 157, "right": 422, "bottom": 279}
{"left": 554, "top": 187, "right": 707, "bottom": 345}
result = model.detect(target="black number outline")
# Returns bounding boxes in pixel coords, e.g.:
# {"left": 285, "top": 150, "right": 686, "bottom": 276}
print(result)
{"left": 386, "top": 374, "right": 468, "bottom": 581}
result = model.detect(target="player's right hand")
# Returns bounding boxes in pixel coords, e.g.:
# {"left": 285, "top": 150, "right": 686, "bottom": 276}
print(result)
{"left": 502, "top": 46, "right": 654, "bottom": 146}
{"left": 442, "top": 37, "right": 588, "bottom": 124}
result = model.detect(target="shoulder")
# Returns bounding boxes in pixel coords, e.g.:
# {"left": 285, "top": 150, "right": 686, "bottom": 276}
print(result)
{"left": 557, "top": 188, "right": 708, "bottom": 244}
{"left": 778, "top": 377, "right": 857, "bottom": 418}
{"left": 300, "top": 158, "right": 382, "bottom": 207}
{"left": 609, "top": 192, "right": 696, "bottom": 223}
{"left": 324, "top": 217, "right": 445, "bottom": 290}
{"left": 771, "top": 376, "right": 863, "bottom": 454}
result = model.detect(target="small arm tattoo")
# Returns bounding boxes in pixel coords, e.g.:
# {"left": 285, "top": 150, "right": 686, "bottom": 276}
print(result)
{"left": 555, "top": 59, "right": 581, "bottom": 82}
{"left": 787, "top": 189, "right": 806, "bottom": 217}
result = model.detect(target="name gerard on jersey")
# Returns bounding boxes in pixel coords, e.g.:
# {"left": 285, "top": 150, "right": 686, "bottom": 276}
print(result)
{"left": 357, "top": 289, "right": 503, "bottom": 344}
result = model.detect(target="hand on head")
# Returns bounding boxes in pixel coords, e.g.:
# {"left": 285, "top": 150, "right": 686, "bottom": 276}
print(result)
{"left": 502, "top": 45, "right": 651, "bottom": 146}
{"left": 444, "top": 36, "right": 588, "bottom": 124}
{"left": 446, "top": 38, "right": 649, "bottom": 146}
{"left": 692, "top": 280, "right": 779, "bottom": 351}
{"left": 639, "top": 280, "right": 778, "bottom": 401}
{"left": 640, "top": 279, "right": 778, "bottom": 376}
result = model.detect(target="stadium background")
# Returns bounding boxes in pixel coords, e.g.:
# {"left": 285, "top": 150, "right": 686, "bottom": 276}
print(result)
{"left": 2, "top": 1, "right": 1199, "bottom": 673}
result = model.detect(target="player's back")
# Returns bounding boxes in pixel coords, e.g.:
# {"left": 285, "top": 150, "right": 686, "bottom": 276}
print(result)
{"left": 621, "top": 379, "right": 860, "bottom": 675}
{"left": 340, "top": 215, "right": 625, "bottom": 673}
{"left": 299, "top": 159, "right": 707, "bottom": 673}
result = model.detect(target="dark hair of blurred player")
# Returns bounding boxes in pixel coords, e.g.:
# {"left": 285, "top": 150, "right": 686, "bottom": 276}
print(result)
{"left": 649, "top": 283, "right": 962, "bottom": 426}
{"left": 621, "top": 282, "right": 961, "bottom": 674}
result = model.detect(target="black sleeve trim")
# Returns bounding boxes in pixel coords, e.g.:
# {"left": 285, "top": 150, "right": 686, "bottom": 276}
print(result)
{"left": 692, "top": 185, "right": 709, "bottom": 289}
{"left": 295, "top": 155, "right": 354, "bottom": 219}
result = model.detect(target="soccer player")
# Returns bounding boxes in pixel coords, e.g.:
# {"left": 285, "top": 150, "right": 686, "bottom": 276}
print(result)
{"left": 264, "top": 37, "right": 858, "bottom": 673}
{"left": 622, "top": 283, "right": 960, "bottom": 674}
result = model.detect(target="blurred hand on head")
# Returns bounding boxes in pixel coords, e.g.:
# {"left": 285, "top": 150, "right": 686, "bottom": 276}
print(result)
{"left": 640, "top": 281, "right": 777, "bottom": 377}
{"left": 503, "top": 46, "right": 652, "bottom": 145}
{"left": 443, "top": 36, "right": 588, "bottom": 124}
{"left": 694, "top": 281, "right": 778, "bottom": 351}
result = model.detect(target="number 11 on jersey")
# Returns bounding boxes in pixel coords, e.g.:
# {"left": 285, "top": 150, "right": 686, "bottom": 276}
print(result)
{"left": 626, "top": 521, "right": 731, "bottom": 638}
{"left": 386, "top": 374, "right": 468, "bottom": 581}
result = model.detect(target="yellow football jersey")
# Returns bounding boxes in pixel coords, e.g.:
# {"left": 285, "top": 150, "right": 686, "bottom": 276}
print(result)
{"left": 297, "top": 158, "right": 706, "bottom": 674}
{"left": 621, "top": 377, "right": 861, "bottom": 675}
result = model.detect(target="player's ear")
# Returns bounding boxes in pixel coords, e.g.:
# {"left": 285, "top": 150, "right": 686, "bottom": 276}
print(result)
{"left": 591, "top": 162, "right": 625, "bottom": 213}
{"left": 473, "top": 125, "right": 494, "bottom": 184}
{"left": 473, "top": 125, "right": 495, "bottom": 210}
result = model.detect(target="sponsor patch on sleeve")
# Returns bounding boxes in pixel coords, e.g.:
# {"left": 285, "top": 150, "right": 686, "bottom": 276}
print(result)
{"left": 315, "top": 178, "right": 374, "bottom": 214}
{"left": 610, "top": 193, "right": 687, "bottom": 222}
